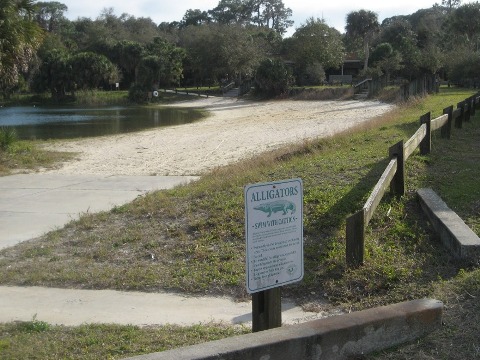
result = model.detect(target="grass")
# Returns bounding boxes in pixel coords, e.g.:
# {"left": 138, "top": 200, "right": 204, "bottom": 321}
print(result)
{"left": 0, "top": 321, "right": 248, "bottom": 359}
{"left": 72, "top": 90, "right": 130, "bottom": 105}
{"left": 0, "top": 87, "right": 479, "bottom": 358}
{"left": 1, "top": 91, "right": 130, "bottom": 106}
{"left": 0, "top": 139, "right": 75, "bottom": 176}
{"left": 0, "top": 127, "right": 17, "bottom": 150}
{"left": 1, "top": 89, "right": 199, "bottom": 107}
{"left": 369, "top": 269, "right": 480, "bottom": 359}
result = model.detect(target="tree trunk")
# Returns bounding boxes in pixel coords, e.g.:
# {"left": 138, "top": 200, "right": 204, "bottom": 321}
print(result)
{"left": 364, "top": 41, "right": 370, "bottom": 71}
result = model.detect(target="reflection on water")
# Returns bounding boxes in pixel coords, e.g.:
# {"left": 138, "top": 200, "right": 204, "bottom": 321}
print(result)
{"left": 0, "top": 106, "right": 203, "bottom": 140}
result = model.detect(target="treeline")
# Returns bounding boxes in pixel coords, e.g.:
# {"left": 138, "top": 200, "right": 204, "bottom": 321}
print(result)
{"left": 1, "top": 0, "right": 480, "bottom": 101}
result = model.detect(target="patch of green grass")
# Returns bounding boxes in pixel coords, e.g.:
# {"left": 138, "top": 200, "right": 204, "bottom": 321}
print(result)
{"left": 73, "top": 90, "right": 130, "bottom": 106}
{"left": 0, "top": 321, "right": 248, "bottom": 360}
{"left": 0, "top": 140, "right": 75, "bottom": 176}
{"left": 369, "top": 268, "right": 480, "bottom": 359}
{"left": 16, "top": 315, "right": 51, "bottom": 333}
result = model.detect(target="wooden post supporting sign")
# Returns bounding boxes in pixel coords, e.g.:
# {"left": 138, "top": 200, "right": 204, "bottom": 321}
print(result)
{"left": 252, "top": 288, "right": 282, "bottom": 332}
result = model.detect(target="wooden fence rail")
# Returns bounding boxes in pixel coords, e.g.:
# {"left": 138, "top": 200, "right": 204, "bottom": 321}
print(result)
{"left": 346, "top": 92, "right": 480, "bottom": 267}
{"left": 405, "top": 124, "right": 427, "bottom": 160}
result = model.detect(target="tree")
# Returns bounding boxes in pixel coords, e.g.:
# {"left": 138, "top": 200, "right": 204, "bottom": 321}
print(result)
{"left": 418, "top": 44, "right": 445, "bottom": 75}
{"left": 33, "top": 1, "right": 68, "bottom": 32}
{"left": 302, "top": 62, "right": 326, "bottom": 86}
{"left": 205, "top": 0, "right": 295, "bottom": 33}
{"left": 248, "top": 0, "right": 293, "bottom": 35}
{"left": 145, "top": 37, "right": 185, "bottom": 86}
{"left": 181, "top": 9, "right": 211, "bottom": 27}
{"left": 0, "top": 0, "right": 43, "bottom": 97}
{"left": 345, "top": 10, "right": 379, "bottom": 70}
{"left": 111, "top": 40, "right": 145, "bottom": 87}
{"left": 445, "top": 47, "right": 480, "bottom": 86}
{"left": 121, "top": 14, "right": 164, "bottom": 44}
{"left": 450, "top": 2, "right": 480, "bottom": 48}
{"left": 70, "top": 10, "right": 162, "bottom": 51}
{"left": 70, "top": 52, "right": 118, "bottom": 91}
{"left": 408, "top": 7, "right": 447, "bottom": 49}
{"left": 287, "top": 17, "right": 344, "bottom": 80}
{"left": 369, "top": 43, "right": 403, "bottom": 82}
{"left": 208, "top": 0, "right": 249, "bottom": 24}
{"left": 378, "top": 17, "right": 421, "bottom": 78}
{"left": 442, "top": 0, "right": 462, "bottom": 11}
{"left": 136, "top": 38, "right": 185, "bottom": 91}
{"left": 180, "top": 23, "right": 267, "bottom": 85}
{"left": 31, "top": 49, "right": 72, "bottom": 100}
{"left": 216, "top": 24, "right": 267, "bottom": 82}
{"left": 136, "top": 56, "right": 164, "bottom": 90}
{"left": 180, "top": 24, "right": 225, "bottom": 84}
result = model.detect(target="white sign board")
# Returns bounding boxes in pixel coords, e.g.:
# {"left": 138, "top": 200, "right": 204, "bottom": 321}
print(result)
{"left": 245, "top": 179, "right": 303, "bottom": 294}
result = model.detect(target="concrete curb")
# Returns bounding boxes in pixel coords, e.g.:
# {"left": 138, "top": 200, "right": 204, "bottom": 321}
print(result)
{"left": 124, "top": 299, "right": 443, "bottom": 360}
{"left": 417, "top": 188, "right": 480, "bottom": 260}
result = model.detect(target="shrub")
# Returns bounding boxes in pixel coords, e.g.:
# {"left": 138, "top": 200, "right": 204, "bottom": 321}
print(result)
{"left": 298, "top": 62, "right": 326, "bottom": 86}
{"left": 128, "top": 84, "right": 147, "bottom": 103}
{"left": 0, "top": 127, "right": 17, "bottom": 150}
{"left": 254, "top": 59, "right": 294, "bottom": 97}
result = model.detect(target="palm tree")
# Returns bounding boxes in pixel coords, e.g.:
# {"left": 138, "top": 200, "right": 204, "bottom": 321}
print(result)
{"left": 0, "top": 0, "right": 43, "bottom": 97}
{"left": 345, "top": 10, "right": 379, "bottom": 71}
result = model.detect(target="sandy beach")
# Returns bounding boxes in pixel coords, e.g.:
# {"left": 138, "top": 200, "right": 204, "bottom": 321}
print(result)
{"left": 44, "top": 97, "right": 394, "bottom": 176}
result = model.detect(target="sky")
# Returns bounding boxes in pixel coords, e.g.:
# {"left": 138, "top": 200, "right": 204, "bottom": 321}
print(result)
{"left": 58, "top": 0, "right": 472, "bottom": 36}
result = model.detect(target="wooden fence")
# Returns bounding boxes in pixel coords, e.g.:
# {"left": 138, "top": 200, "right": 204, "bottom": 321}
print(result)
{"left": 365, "top": 74, "right": 439, "bottom": 101}
{"left": 346, "top": 92, "right": 480, "bottom": 267}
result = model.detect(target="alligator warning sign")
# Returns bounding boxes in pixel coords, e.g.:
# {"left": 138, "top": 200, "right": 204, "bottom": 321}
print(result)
{"left": 244, "top": 179, "right": 303, "bottom": 293}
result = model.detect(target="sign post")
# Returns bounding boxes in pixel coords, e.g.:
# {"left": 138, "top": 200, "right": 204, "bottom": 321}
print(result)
{"left": 244, "top": 179, "right": 303, "bottom": 332}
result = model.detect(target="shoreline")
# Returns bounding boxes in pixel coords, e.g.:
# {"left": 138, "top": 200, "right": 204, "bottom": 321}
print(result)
{"left": 43, "top": 97, "right": 394, "bottom": 176}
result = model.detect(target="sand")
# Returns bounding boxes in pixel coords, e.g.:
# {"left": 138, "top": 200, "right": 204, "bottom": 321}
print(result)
{"left": 44, "top": 97, "right": 394, "bottom": 176}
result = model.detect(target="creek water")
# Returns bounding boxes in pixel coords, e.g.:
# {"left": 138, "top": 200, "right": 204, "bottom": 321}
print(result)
{"left": 0, "top": 106, "right": 203, "bottom": 140}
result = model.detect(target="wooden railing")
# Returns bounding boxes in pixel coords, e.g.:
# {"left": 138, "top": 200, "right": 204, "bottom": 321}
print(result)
{"left": 222, "top": 82, "right": 236, "bottom": 94}
{"left": 346, "top": 92, "right": 480, "bottom": 267}
{"left": 354, "top": 78, "right": 373, "bottom": 89}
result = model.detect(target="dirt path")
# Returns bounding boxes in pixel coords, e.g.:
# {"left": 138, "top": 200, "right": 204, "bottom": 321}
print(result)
{"left": 43, "top": 97, "right": 394, "bottom": 176}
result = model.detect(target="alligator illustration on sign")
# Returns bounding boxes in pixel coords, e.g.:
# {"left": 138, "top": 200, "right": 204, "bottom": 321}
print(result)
{"left": 254, "top": 200, "right": 296, "bottom": 217}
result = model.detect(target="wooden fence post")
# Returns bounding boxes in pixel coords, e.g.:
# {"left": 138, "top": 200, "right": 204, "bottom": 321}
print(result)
{"left": 252, "top": 288, "right": 282, "bottom": 332}
{"left": 470, "top": 96, "right": 476, "bottom": 117}
{"left": 401, "top": 84, "right": 407, "bottom": 101}
{"left": 442, "top": 106, "right": 453, "bottom": 139}
{"left": 420, "top": 112, "right": 431, "bottom": 155}
{"left": 389, "top": 140, "right": 405, "bottom": 197}
{"left": 465, "top": 97, "right": 472, "bottom": 122}
{"left": 346, "top": 209, "right": 365, "bottom": 268}
{"left": 456, "top": 101, "right": 464, "bottom": 128}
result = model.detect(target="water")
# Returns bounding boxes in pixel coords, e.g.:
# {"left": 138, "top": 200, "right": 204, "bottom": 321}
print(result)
{"left": 0, "top": 106, "right": 203, "bottom": 140}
